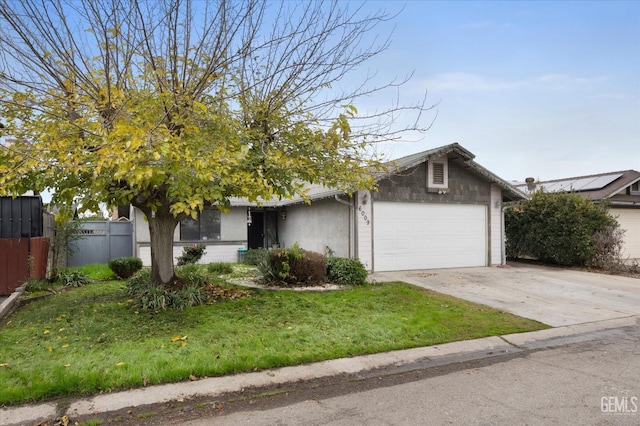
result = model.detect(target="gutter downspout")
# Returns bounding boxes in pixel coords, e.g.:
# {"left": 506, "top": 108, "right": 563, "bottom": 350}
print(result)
{"left": 334, "top": 194, "right": 353, "bottom": 257}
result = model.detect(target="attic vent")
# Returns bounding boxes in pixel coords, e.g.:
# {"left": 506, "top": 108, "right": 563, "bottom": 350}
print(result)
{"left": 427, "top": 155, "right": 449, "bottom": 192}
{"left": 433, "top": 163, "right": 445, "bottom": 185}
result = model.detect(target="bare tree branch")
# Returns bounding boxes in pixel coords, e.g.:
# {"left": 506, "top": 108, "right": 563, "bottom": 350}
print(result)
{"left": 0, "top": 0, "right": 437, "bottom": 286}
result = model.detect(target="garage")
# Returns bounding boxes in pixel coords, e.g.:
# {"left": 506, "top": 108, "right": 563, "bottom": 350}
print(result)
{"left": 351, "top": 143, "right": 526, "bottom": 272}
{"left": 373, "top": 202, "right": 487, "bottom": 272}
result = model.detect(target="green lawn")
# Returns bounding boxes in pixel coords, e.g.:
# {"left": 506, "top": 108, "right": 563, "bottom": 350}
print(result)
{"left": 0, "top": 272, "right": 548, "bottom": 405}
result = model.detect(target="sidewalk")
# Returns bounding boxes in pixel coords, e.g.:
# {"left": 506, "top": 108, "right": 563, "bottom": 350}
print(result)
{"left": 3, "top": 314, "right": 638, "bottom": 426}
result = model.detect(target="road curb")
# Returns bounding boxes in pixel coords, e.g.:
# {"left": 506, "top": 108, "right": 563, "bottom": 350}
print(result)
{"left": 501, "top": 315, "right": 639, "bottom": 349}
{"left": 0, "top": 284, "right": 26, "bottom": 322}
{"left": 66, "top": 336, "right": 513, "bottom": 419}
{"left": 3, "top": 314, "right": 638, "bottom": 426}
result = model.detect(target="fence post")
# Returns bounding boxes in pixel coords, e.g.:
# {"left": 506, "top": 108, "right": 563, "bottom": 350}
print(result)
{"left": 30, "top": 237, "right": 50, "bottom": 280}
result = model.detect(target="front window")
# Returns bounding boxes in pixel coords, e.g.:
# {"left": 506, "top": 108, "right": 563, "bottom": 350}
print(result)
{"left": 180, "top": 208, "right": 221, "bottom": 241}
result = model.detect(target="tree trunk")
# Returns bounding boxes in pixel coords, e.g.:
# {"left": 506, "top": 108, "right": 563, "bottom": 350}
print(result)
{"left": 146, "top": 209, "right": 180, "bottom": 287}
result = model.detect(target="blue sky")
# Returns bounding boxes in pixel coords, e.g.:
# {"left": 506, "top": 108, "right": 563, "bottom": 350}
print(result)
{"left": 355, "top": 0, "right": 640, "bottom": 181}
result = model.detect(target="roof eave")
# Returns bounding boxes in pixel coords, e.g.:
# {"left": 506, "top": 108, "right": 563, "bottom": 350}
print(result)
{"left": 465, "top": 160, "right": 528, "bottom": 200}
{"left": 376, "top": 142, "right": 476, "bottom": 180}
{"left": 603, "top": 175, "right": 640, "bottom": 199}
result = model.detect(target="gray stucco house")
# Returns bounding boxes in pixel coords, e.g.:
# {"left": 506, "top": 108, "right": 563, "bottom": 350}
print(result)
{"left": 128, "top": 143, "right": 526, "bottom": 272}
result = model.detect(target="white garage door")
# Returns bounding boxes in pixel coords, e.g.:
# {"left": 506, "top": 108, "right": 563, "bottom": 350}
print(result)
{"left": 373, "top": 202, "right": 487, "bottom": 272}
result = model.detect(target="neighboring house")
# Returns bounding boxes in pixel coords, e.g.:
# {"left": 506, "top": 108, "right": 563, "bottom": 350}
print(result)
{"left": 515, "top": 170, "right": 640, "bottom": 262}
{"left": 128, "top": 143, "right": 526, "bottom": 272}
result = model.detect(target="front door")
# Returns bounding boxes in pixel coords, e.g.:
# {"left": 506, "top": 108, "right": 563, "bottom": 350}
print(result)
{"left": 247, "top": 211, "right": 264, "bottom": 249}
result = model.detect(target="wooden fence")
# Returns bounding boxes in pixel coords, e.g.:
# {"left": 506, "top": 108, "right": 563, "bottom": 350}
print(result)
{"left": 0, "top": 237, "right": 49, "bottom": 296}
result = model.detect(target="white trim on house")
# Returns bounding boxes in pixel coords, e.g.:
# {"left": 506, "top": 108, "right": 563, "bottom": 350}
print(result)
{"left": 490, "top": 184, "right": 504, "bottom": 266}
{"left": 356, "top": 190, "right": 373, "bottom": 270}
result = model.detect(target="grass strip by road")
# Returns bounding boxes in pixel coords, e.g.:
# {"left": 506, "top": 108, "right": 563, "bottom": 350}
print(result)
{"left": 0, "top": 273, "right": 548, "bottom": 405}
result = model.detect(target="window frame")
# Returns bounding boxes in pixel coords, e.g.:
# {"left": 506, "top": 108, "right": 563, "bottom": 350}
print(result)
{"left": 179, "top": 207, "right": 221, "bottom": 242}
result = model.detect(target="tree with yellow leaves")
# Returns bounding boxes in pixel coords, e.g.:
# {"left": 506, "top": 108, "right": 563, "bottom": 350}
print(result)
{"left": 0, "top": 0, "right": 434, "bottom": 286}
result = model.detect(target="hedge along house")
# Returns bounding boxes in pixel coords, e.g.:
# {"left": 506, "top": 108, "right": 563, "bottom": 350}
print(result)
{"left": 127, "top": 143, "right": 526, "bottom": 271}
{"left": 514, "top": 170, "right": 640, "bottom": 263}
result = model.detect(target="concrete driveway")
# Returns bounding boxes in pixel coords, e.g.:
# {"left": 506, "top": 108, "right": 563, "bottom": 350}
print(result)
{"left": 370, "top": 263, "right": 640, "bottom": 327}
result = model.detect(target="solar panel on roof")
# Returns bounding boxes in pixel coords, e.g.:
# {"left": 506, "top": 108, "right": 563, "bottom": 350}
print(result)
{"left": 541, "top": 181, "right": 572, "bottom": 192}
{"left": 583, "top": 174, "right": 623, "bottom": 190}
{"left": 540, "top": 173, "right": 622, "bottom": 193}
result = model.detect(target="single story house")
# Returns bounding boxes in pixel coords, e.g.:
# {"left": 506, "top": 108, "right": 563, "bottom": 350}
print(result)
{"left": 515, "top": 170, "right": 640, "bottom": 262}
{"left": 128, "top": 143, "right": 527, "bottom": 272}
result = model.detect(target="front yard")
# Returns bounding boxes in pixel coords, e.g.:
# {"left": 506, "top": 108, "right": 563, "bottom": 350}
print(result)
{"left": 0, "top": 264, "right": 548, "bottom": 405}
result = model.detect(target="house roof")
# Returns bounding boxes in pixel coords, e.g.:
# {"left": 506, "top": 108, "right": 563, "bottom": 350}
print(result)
{"left": 231, "top": 142, "right": 527, "bottom": 207}
{"left": 513, "top": 169, "right": 640, "bottom": 204}
{"left": 383, "top": 143, "right": 476, "bottom": 174}
{"left": 380, "top": 143, "right": 527, "bottom": 201}
{"left": 229, "top": 184, "right": 344, "bottom": 208}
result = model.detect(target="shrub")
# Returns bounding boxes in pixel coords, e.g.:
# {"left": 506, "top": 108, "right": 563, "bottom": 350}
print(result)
{"left": 586, "top": 226, "right": 626, "bottom": 271}
{"left": 207, "top": 262, "right": 234, "bottom": 275}
{"left": 49, "top": 219, "right": 84, "bottom": 281}
{"left": 176, "top": 264, "right": 209, "bottom": 288}
{"left": 55, "top": 269, "right": 91, "bottom": 287}
{"left": 326, "top": 257, "right": 368, "bottom": 286}
{"left": 125, "top": 267, "right": 208, "bottom": 311}
{"left": 293, "top": 250, "right": 326, "bottom": 285}
{"left": 177, "top": 244, "right": 207, "bottom": 266}
{"left": 124, "top": 268, "right": 155, "bottom": 299}
{"left": 24, "top": 279, "right": 51, "bottom": 293}
{"left": 505, "top": 191, "right": 618, "bottom": 266}
{"left": 169, "top": 285, "right": 206, "bottom": 310}
{"left": 263, "top": 244, "right": 326, "bottom": 286}
{"left": 243, "top": 248, "right": 269, "bottom": 266}
{"left": 108, "top": 256, "right": 143, "bottom": 279}
{"left": 125, "top": 270, "right": 168, "bottom": 311}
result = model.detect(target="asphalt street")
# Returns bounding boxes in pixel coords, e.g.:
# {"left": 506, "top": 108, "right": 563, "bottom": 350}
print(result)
{"left": 179, "top": 322, "right": 640, "bottom": 426}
